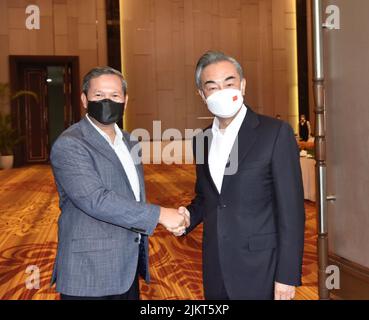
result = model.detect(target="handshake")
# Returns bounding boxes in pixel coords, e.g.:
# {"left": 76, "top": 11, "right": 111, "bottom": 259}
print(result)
{"left": 158, "top": 206, "right": 190, "bottom": 237}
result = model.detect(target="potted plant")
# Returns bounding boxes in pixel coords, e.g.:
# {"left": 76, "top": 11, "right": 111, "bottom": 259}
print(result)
{"left": 0, "top": 83, "right": 38, "bottom": 169}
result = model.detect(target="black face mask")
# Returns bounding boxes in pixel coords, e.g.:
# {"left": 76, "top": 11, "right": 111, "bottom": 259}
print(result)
{"left": 87, "top": 99, "right": 125, "bottom": 125}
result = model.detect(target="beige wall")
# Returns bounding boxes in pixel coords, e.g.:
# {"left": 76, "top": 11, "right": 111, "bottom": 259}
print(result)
{"left": 120, "top": 0, "right": 300, "bottom": 137}
{"left": 0, "top": 0, "right": 108, "bottom": 113}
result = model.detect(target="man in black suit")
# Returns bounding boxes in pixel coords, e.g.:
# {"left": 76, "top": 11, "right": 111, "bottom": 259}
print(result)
{"left": 173, "top": 51, "right": 305, "bottom": 300}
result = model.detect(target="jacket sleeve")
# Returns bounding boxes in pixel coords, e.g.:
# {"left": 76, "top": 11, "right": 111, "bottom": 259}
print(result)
{"left": 50, "top": 135, "right": 160, "bottom": 236}
{"left": 186, "top": 136, "right": 206, "bottom": 233}
{"left": 272, "top": 122, "right": 306, "bottom": 286}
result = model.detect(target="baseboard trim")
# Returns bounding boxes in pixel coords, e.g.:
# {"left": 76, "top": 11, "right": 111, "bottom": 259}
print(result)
{"left": 329, "top": 253, "right": 369, "bottom": 300}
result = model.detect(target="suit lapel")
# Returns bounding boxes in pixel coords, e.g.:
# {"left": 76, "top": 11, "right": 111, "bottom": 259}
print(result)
{"left": 198, "top": 127, "right": 221, "bottom": 196}
{"left": 80, "top": 117, "right": 137, "bottom": 199}
{"left": 122, "top": 133, "right": 146, "bottom": 201}
{"left": 80, "top": 117, "right": 123, "bottom": 169}
{"left": 220, "top": 107, "right": 260, "bottom": 194}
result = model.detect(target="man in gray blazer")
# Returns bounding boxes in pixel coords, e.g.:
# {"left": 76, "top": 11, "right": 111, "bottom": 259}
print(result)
{"left": 50, "top": 66, "right": 188, "bottom": 300}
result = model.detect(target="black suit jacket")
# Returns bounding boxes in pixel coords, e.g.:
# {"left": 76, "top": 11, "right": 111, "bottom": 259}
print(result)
{"left": 187, "top": 107, "right": 305, "bottom": 300}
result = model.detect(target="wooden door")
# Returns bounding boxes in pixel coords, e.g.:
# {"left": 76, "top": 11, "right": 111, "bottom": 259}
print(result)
{"left": 10, "top": 56, "right": 80, "bottom": 166}
{"left": 23, "top": 66, "right": 49, "bottom": 162}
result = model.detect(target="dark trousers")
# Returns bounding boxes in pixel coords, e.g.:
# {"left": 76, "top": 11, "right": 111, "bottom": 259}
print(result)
{"left": 60, "top": 270, "right": 140, "bottom": 300}
{"left": 203, "top": 248, "right": 230, "bottom": 300}
{"left": 205, "top": 279, "right": 230, "bottom": 300}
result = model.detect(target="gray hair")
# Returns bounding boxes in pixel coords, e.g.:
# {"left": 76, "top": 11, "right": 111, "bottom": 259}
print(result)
{"left": 82, "top": 66, "right": 127, "bottom": 95}
{"left": 195, "top": 51, "right": 244, "bottom": 89}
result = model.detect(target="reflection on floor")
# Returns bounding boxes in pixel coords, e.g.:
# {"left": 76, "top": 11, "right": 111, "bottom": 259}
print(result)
{"left": 0, "top": 165, "right": 318, "bottom": 300}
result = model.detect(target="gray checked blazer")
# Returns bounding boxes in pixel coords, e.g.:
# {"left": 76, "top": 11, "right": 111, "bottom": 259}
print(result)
{"left": 50, "top": 116, "right": 160, "bottom": 297}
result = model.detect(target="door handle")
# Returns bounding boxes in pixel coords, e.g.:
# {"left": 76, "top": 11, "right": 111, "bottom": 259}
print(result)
{"left": 326, "top": 195, "right": 336, "bottom": 202}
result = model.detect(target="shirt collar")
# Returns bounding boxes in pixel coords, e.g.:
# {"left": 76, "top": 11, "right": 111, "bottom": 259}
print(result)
{"left": 86, "top": 114, "right": 123, "bottom": 146}
{"left": 212, "top": 104, "right": 247, "bottom": 136}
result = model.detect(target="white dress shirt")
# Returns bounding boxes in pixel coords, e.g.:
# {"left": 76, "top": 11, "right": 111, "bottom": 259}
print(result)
{"left": 208, "top": 105, "right": 247, "bottom": 194}
{"left": 86, "top": 115, "right": 141, "bottom": 202}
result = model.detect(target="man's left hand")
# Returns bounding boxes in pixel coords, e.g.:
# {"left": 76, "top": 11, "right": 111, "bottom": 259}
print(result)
{"left": 274, "top": 282, "right": 296, "bottom": 300}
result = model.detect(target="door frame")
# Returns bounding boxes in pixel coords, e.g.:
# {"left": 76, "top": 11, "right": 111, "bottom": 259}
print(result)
{"left": 9, "top": 55, "right": 80, "bottom": 166}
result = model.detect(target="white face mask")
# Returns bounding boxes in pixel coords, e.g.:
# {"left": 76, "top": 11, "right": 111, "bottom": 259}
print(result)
{"left": 205, "top": 88, "right": 244, "bottom": 118}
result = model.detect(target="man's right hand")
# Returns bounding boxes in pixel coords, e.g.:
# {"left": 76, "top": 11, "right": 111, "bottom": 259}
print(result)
{"left": 167, "top": 207, "right": 190, "bottom": 236}
{"left": 159, "top": 207, "right": 186, "bottom": 230}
